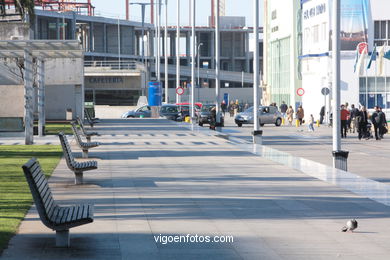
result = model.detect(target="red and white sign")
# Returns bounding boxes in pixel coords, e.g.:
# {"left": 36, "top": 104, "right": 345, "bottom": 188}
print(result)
{"left": 176, "top": 87, "right": 184, "bottom": 95}
{"left": 357, "top": 42, "right": 368, "bottom": 54}
{"left": 296, "top": 88, "right": 305, "bottom": 96}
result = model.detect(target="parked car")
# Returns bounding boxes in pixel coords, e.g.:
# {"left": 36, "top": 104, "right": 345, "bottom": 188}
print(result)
{"left": 235, "top": 106, "right": 282, "bottom": 127}
{"left": 177, "top": 105, "right": 201, "bottom": 121}
{"left": 121, "top": 105, "right": 151, "bottom": 118}
{"left": 160, "top": 104, "right": 182, "bottom": 121}
{"left": 198, "top": 104, "right": 224, "bottom": 127}
{"left": 176, "top": 102, "right": 203, "bottom": 110}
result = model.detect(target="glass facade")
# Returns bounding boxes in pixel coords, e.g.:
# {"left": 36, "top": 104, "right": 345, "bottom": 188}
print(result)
{"left": 270, "top": 37, "right": 291, "bottom": 106}
{"left": 374, "top": 20, "right": 390, "bottom": 46}
{"left": 85, "top": 89, "right": 141, "bottom": 106}
{"left": 359, "top": 77, "right": 390, "bottom": 108}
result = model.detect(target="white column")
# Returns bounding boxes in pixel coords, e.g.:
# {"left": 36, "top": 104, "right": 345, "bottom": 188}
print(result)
{"left": 332, "top": 0, "right": 341, "bottom": 153}
{"left": 24, "top": 50, "right": 34, "bottom": 145}
{"left": 253, "top": 0, "right": 260, "bottom": 132}
{"left": 176, "top": 0, "right": 180, "bottom": 103}
{"left": 215, "top": 0, "right": 221, "bottom": 124}
{"left": 38, "top": 59, "right": 45, "bottom": 137}
{"left": 164, "top": 0, "right": 169, "bottom": 103}
{"left": 191, "top": 0, "right": 196, "bottom": 120}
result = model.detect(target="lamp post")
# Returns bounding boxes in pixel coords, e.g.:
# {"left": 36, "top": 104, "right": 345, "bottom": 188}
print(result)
{"left": 190, "top": 0, "right": 196, "bottom": 121}
{"left": 164, "top": 0, "right": 168, "bottom": 103}
{"left": 215, "top": 0, "right": 221, "bottom": 125}
{"left": 253, "top": 0, "right": 260, "bottom": 142}
{"left": 176, "top": 0, "right": 180, "bottom": 103}
{"left": 197, "top": 42, "right": 203, "bottom": 88}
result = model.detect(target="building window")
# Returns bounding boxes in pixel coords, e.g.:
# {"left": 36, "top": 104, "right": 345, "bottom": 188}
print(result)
{"left": 374, "top": 20, "right": 390, "bottom": 46}
{"left": 321, "top": 22, "right": 327, "bottom": 41}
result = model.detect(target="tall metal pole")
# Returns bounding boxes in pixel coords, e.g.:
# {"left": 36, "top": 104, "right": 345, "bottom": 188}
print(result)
{"left": 253, "top": 0, "right": 260, "bottom": 133}
{"left": 197, "top": 43, "right": 203, "bottom": 87}
{"left": 332, "top": 0, "right": 341, "bottom": 158}
{"left": 164, "top": 0, "right": 169, "bottom": 103}
{"left": 215, "top": 0, "right": 221, "bottom": 124}
{"left": 118, "top": 18, "right": 121, "bottom": 69}
{"left": 190, "top": 0, "right": 196, "bottom": 121}
{"left": 157, "top": 0, "right": 161, "bottom": 81}
{"left": 176, "top": 0, "right": 180, "bottom": 103}
{"left": 24, "top": 49, "right": 33, "bottom": 145}
{"left": 38, "top": 59, "right": 45, "bottom": 137}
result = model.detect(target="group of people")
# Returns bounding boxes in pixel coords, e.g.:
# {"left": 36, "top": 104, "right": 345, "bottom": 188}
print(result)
{"left": 279, "top": 101, "right": 306, "bottom": 127}
{"left": 221, "top": 100, "right": 250, "bottom": 117}
{"left": 340, "top": 104, "right": 388, "bottom": 140}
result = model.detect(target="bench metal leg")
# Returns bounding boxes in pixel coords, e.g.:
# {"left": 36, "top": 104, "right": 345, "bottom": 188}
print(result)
{"left": 75, "top": 171, "right": 83, "bottom": 184}
{"left": 86, "top": 136, "right": 91, "bottom": 142}
{"left": 82, "top": 149, "right": 88, "bottom": 158}
{"left": 56, "top": 229, "right": 70, "bottom": 247}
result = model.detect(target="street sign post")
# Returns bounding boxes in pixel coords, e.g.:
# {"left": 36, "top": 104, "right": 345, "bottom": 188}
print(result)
{"left": 321, "top": 87, "right": 330, "bottom": 96}
{"left": 176, "top": 87, "right": 184, "bottom": 95}
{"left": 297, "top": 88, "right": 305, "bottom": 96}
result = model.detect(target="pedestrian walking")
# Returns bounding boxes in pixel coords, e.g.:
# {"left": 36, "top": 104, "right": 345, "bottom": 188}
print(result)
{"left": 319, "top": 106, "right": 325, "bottom": 124}
{"left": 280, "top": 101, "right": 288, "bottom": 119}
{"left": 371, "top": 106, "right": 381, "bottom": 140}
{"left": 349, "top": 104, "right": 359, "bottom": 133}
{"left": 340, "top": 104, "right": 350, "bottom": 138}
{"left": 286, "top": 105, "right": 294, "bottom": 126}
{"left": 229, "top": 101, "right": 234, "bottom": 117}
{"left": 221, "top": 100, "right": 227, "bottom": 116}
{"left": 357, "top": 106, "right": 368, "bottom": 140}
{"left": 296, "top": 105, "right": 304, "bottom": 125}
{"left": 378, "top": 107, "right": 387, "bottom": 139}
{"left": 308, "top": 114, "right": 315, "bottom": 132}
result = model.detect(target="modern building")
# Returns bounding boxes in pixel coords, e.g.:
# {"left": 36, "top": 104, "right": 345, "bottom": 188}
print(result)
{"left": 263, "top": 0, "right": 302, "bottom": 109}
{"left": 300, "top": 0, "right": 390, "bottom": 121}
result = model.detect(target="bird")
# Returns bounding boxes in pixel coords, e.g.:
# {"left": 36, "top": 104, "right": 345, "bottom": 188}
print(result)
{"left": 342, "top": 219, "right": 358, "bottom": 232}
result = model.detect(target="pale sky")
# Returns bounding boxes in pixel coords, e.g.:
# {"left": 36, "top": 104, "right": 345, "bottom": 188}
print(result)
{"left": 92, "top": 0, "right": 263, "bottom": 27}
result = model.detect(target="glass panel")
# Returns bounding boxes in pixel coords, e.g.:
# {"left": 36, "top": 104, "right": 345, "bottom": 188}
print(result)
{"left": 381, "top": 21, "right": 387, "bottom": 39}
{"left": 359, "top": 94, "right": 366, "bottom": 107}
{"left": 95, "top": 90, "right": 141, "bottom": 106}
{"left": 85, "top": 90, "right": 93, "bottom": 102}
{"left": 374, "top": 21, "right": 380, "bottom": 39}
{"left": 368, "top": 94, "right": 375, "bottom": 109}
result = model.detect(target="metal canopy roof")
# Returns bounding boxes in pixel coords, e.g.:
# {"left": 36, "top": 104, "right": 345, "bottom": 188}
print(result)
{"left": 0, "top": 40, "right": 83, "bottom": 58}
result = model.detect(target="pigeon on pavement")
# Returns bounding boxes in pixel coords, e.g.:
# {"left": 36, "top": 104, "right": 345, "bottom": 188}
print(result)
{"left": 342, "top": 219, "right": 358, "bottom": 232}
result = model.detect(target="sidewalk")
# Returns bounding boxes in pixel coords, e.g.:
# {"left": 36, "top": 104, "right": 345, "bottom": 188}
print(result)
{"left": 2, "top": 119, "right": 390, "bottom": 259}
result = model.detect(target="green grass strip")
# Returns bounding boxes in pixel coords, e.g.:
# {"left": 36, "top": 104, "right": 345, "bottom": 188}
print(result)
{"left": 44, "top": 123, "right": 72, "bottom": 135}
{"left": 0, "top": 145, "right": 62, "bottom": 254}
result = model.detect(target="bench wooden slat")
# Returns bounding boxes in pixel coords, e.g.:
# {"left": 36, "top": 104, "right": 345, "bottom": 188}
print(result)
{"left": 54, "top": 207, "right": 67, "bottom": 224}
{"left": 82, "top": 204, "right": 89, "bottom": 219}
{"left": 77, "top": 205, "right": 84, "bottom": 220}
{"left": 65, "top": 206, "right": 76, "bottom": 223}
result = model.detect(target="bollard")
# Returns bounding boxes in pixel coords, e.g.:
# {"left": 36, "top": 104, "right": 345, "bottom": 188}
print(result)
{"left": 252, "top": 130, "right": 263, "bottom": 144}
{"left": 296, "top": 119, "right": 300, "bottom": 127}
{"left": 316, "top": 120, "right": 320, "bottom": 127}
{"left": 332, "top": 150, "right": 349, "bottom": 171}
{"left": 282, "top": 118, "right": 285, "bottom": 125}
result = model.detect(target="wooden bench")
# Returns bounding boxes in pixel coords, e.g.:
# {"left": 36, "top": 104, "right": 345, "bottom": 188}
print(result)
{"left": 76, "top": 116, "right": 99, "bottom": 142}
{"left": 58, "top": 132, "right": 98, "bottom": 184}
{"left": 22, "top": 158, "right": 94, "bottom": 247}
{"left": 84, "top": 109, "right": 100, "bottom": 128}
{"left": 70, "top": 122, "right": 100, "bottom": 158}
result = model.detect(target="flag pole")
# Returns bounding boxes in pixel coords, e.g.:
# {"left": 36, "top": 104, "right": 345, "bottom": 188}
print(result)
{"left": 386, "top": 43, "right": 388, "bottom": 112}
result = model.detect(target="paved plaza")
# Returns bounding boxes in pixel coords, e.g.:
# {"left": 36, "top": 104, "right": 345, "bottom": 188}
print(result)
{"left": 2, "top": 119, "right": 390, "bottom": 259}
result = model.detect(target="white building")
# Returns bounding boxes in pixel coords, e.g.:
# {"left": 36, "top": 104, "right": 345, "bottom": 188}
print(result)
{"left": 301, "top": 0, "right": 390, "bottom": 121}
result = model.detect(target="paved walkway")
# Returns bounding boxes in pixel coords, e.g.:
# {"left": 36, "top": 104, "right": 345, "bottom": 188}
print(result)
{"left": 222, "top": 116, "right": 390, "bottom": 183}
{"left": 2, "top": 119, "right": 390, "bottom": 259}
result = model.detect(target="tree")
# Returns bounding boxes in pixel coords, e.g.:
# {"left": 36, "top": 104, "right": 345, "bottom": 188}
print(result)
{"left": 0, "top": 0, "right": 38, "bottom": 18}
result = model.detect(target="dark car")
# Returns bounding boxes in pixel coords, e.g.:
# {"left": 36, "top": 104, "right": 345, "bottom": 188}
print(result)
{"left": 160, "top": 104, "right": 182, "bottom": 121}
{"left": 198, "top": 104, "right": 224, "bottom": 127}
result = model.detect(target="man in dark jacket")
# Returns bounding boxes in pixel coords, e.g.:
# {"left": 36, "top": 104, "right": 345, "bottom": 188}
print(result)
{"left": 357, "top": 106, "right": 368, "bottom": 140}
{"left": 378, "top": 107, "right": 387, "bottom": 138}
{"left": 371, "top": 106, "right": 381, "bottom": 140}
{"left": 319, "top": 106, "right": 325, "bottom": 124}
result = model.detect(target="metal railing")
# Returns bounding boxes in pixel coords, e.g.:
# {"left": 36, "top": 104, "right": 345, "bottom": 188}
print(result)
{"left": 84, "top": 60, "right": 144, "bottom": 71}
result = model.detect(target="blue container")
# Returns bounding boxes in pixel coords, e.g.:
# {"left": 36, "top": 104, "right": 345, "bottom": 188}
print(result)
{"left": 148, "top": 82, "right": 162, "bottom": 106}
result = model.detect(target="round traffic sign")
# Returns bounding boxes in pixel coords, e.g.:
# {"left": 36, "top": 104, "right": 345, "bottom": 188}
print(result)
{"left": 357, "top": 42, "right": 368, "bottom": 54}
{"left": 297, "top": 88, "right": 305, "bottom": 96}
{"left": 321, "top": 87, "right": 330, "bottom": 96}
{"left": 176, "top": 87, "right": 184, "bottom": 95}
